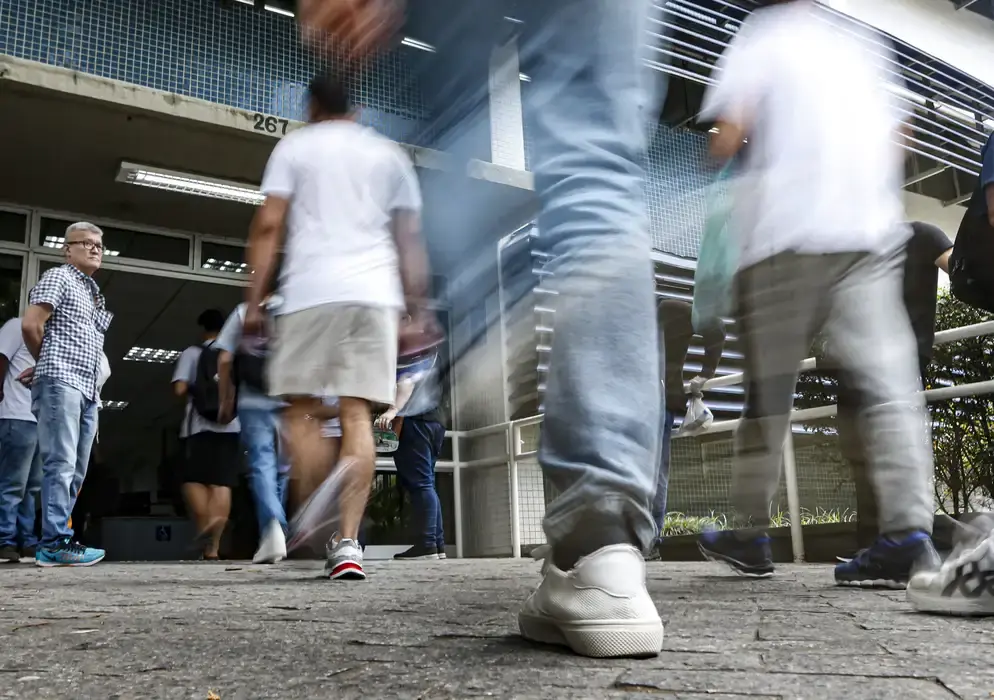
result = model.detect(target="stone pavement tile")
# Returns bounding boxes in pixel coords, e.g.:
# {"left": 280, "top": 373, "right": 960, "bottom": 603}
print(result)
{"left": 936, "top": 671, "right": 994, "bottom": 700}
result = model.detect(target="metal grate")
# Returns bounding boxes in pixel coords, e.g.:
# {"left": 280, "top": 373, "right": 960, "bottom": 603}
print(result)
{"left": 0, "top": 0, "right": 429, "bottom": 143}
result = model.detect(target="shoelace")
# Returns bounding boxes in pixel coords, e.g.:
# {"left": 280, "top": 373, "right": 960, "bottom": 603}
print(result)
{"left": 59, "top": 539, "right": 87, "bottom": 556}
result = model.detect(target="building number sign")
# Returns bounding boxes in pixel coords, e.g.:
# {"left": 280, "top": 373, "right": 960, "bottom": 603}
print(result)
{"left": 252, "top": 113, "right": 292, "bottom": 136}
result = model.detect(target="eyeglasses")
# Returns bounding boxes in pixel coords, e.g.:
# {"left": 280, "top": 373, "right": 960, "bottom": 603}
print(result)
{"left": 67, "top": 241, "right": 104, "bottom": 253}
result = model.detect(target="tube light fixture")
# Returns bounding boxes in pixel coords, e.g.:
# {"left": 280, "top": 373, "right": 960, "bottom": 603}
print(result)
{"left": 202, "top": 257, "right": 251, "bottom": 274}
{"left": 400, "top": 37, "right": 436, "bottom": 53}
{"left": 117, "top": 162, "right": 265, "bottom": 207}
{"left": 125, "top": 346, "right": 182, "bottom": 364}
{"left": 100, "top": 400, "right": 129, "bottom": 410}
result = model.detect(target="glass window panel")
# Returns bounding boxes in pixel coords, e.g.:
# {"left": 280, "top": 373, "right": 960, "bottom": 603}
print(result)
{"left": 39, "top": 218, "right": 190, "bottom": 266}
{"left": 0, "top": 211, "right": 27, "bottom": 244}
{"left": 201, "top": 241, "right": 250, "bottom": 275}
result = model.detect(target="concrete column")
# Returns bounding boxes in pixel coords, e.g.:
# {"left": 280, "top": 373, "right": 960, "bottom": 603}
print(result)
{"left": 488, "top": 40, "right": 526, "bottom": 170}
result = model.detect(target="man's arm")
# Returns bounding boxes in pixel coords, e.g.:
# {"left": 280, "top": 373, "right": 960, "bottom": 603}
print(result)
{"left": 246, "top": 197, "right": 288, "bottom": 310}
{"left": 699, "top": 321, "right": 727, "bottom": 380}
{"left": 171, "top": 347, "right": 197, "bottom": 399}
{"left": 375, "top": 378, "right": 415, "bottom": 428}
{"left": 392, "top": 209, "right": 430, "bottom": 311}
{"left": 214, "top": 307, "right": 242, "bottom": 422}
{"left": 22, "top": 304, "right": 52, "bottom": 361}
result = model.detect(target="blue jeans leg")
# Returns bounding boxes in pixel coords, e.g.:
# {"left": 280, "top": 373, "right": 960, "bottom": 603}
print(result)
{"left": 239, "top": 407, "right": 286, "bottom": 532}
{"left": 393, "top": 419, "right": 445, "bottom": 550}
{"left": 17, "top": 447, "right": 41, "bottom": 549}
{"left": 33, "top": 378, "right": 98, "bottom": 548}
{"left": 529, "top": 0, "right": 663, "bottom": 552}
{"left": 0, "top": 419, "right": 40, "bottom": 548}
{"left": 651, "top": 410, "right": 675, "bottom": 541}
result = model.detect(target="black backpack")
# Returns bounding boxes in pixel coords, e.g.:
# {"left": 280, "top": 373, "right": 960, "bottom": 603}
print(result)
{"left": 949, "top": 189, "right": 994, "bottom": 314}
{"left": 189, "top": 341, "right": 227, "bottom": 423}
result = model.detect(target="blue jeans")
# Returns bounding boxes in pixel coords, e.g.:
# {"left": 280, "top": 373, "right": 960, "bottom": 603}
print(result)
{"left": 239, "top": 406, "right": 286, "bottom": 532}
{"left": 393, "top": 418, "right": 445, "bottom": 549}
{"left": 0, "top": 419, "right": 41, "bottom": 549}
{"left": 527, "top": 1, "right": 662, "bottom": 552}
{"left": 32, "top": 377, "right": 99, "bottom": 548}
{"left": 651, "top": 410, "right": 675, "bottom": 542}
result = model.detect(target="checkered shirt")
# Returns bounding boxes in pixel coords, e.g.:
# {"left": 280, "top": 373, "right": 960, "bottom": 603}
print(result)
{"left": 29, "top": 264, "right": 113, "bottom": 402}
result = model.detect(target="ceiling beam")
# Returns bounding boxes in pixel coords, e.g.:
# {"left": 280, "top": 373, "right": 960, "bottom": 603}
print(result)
{"left": 955, "top": 0, "right": 982, "bottom": 9}
{"left": 943, "top": 192, "right": 972, "bottom": 207}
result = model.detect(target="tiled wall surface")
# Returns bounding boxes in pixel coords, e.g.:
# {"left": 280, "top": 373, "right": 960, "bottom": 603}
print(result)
{"left": 0, "top": 0, "right": 428, "bottom": 143}
{"left": 1, "top": 0, "right": 712, "bottom": 258}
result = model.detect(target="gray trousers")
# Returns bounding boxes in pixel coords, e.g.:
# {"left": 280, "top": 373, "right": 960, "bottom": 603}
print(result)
{"left": 732, "top": 250, "right": 934, "bottom": 536}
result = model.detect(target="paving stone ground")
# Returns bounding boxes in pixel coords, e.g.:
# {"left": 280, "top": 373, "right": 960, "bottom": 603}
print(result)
{"left": 1, "top": 559, "right": 993, "bottom": 699}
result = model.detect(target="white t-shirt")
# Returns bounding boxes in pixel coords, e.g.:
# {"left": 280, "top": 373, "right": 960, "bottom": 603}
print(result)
{"left": 172, "top": 343, "right": 241, "bottom": 437}
{"left": 0, "top": 317, "right": 35, "bottom": 422}
{"left": 260, "top": 120, "right": 422, "bottom": 316}
{"left": 700, "top": 2, "right": 908, "bottom": 270}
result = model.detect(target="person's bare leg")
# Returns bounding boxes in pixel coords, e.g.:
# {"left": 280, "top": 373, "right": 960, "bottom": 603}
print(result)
{"left": 182, "top": 482, "right": 211, "bottom": 532}
{"left": 205, "top": 486, "right": 231, "bottom": 558}
{"left": 336, "top": 396, "right": 375, "bottom": 540}
{"left": 283, "top": 401, "right": 337, "bottom": 508}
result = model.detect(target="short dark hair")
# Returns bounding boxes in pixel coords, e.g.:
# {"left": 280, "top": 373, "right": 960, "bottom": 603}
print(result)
{"left": 197, "top": 308, "right": 226, "bottom": 333}
{"left": 308, "top": 72, "right": 351, "bottom": 117}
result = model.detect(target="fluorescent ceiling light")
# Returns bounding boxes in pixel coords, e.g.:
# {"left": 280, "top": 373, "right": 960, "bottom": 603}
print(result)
{"left": 43, "top": 235, "right": 119, "bottom": 256}
{"left": 117, "top": 162, "right": 265, "bottom": 207}
{"left": 202, "top": 257, "right": 251, "bottom": 274}
{"left": 401, "top": 37, "right": 436, "bottom": 53}
{"left": 100, "top": 400, "right": 128, "bottom": 410}
{"left": 504, "top": 16, "right": 523, "bottom": 24}
{"left": 125, "top": 346, "right": 182, "bottom": 364}
{"left": 519, "top": 73, "right": 531, "bottom": 82}
{"left": 265, "top": 5, "right": 293, "bottom": 16}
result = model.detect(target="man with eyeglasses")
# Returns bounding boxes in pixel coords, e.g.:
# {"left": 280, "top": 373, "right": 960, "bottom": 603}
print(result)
{"left": 21, "top": 221, "right": 113, "bottom": 567}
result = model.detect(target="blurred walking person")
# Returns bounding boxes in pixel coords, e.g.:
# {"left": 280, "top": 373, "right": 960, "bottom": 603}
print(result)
{"left": 0, "top": 315, "right": 40, "bottom": 562}
{"left": 297, "top": 0, "right": 667, "bottom": 656}
{"left": 245, "top": 73, "right": 430, "bottom": 582}
{"left": 217, "top": 298, "right": 287, "bottom": 564}
{"left": 696, "top": 0, "right": 938, "bottom": 588}
{"left": 22, "top": 222, "right": 112, "bottom": 567}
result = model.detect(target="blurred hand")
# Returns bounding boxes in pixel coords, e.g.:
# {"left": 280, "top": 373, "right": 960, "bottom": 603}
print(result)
{"left": 218, "top": 396, "right": 236, "bottom": 425}
{"left": 689, "top": 375, "right": 708, "bottom": 396}
{"left": 374, "top": 410, "right": 396, "bottom": 431}
{"left": 298, "top": 0, "right": 404, "bottom": 61}
{"left": 16, "top": 366, "right": 34, "bottom": 387}
{"left": 243, "top": 304, "right": 264, "bottom": 338}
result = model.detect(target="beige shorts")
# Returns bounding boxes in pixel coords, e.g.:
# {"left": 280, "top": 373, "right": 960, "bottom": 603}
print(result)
{"left": 268, "top": 304, "right": 399, "bottom": 406}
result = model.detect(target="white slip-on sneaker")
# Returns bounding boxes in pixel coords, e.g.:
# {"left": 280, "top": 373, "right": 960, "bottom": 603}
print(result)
{"left": 252, "top": 519, "right": 288, "bottom": 564}
{"left": 518, "top": 544, "right": 663, "bottom": 658}
{"left": 907, "top": 524, "right": 994, "bottom": 616}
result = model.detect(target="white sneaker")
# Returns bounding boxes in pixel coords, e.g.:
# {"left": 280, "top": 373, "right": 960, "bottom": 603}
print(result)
{"left": 518, "top": 544, "right": 663, "bottom": 658}
{"left": 252, "top": 520, "right": 287, "bottom": 564}
{"left": 325, "top": 534, "right": 366, "bottom": 580}
{"left": 907, "top": 525, "right": 994, "bottom": 616}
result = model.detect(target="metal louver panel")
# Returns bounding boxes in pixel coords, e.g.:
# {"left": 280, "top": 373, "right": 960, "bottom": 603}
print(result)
{"left": 653, "top": 0, "right": 994, "bottom": 177}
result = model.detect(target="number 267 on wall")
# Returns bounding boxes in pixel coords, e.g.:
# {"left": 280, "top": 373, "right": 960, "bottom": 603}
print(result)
{"left": 252, "top": 114, "right": 290, "bottom": 136}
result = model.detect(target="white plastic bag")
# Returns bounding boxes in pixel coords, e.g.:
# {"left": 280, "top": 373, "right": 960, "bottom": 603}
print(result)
{"left": 680, "top": 394, "right": 713, "bottom": 436}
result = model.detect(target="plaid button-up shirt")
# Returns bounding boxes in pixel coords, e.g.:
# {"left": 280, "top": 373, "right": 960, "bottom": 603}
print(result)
{"left": 29, "top": 264, "right": 113, "bottom": 402}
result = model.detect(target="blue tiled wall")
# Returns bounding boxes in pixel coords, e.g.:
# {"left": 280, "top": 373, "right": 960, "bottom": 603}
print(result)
{"left": 0, "top": 0, "right": 428, "bottom": 143}
{"left": 2, "top": 0, "right": 711, "bottom": 258}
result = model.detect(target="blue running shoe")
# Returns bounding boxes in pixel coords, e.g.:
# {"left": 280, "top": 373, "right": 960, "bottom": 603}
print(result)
{"left": 698, "top": 530, "right": 774, "bottom": 578}
{"left": 35, "top": 538, "right": 106, "bottom": 568}
{"left": 834, "top": 531, "right": 939, "bottom": 589}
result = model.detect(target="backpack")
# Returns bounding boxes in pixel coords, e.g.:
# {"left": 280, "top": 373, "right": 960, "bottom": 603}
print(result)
{"left": 949, "top": 135, "right": 994, "bottom": 313}
{"left": 189, "top": 341, "right": 227, "bottom": 423}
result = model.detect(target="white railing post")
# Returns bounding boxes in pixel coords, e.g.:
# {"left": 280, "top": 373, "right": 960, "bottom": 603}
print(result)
{"left": 452, "top": 433, "right": 463, "bottom": 559}
{"left": 509, "top": 422, "right": 522, "bottom": 559}
{"left": 781, "top": 432, "right": 805, "bottom": 563}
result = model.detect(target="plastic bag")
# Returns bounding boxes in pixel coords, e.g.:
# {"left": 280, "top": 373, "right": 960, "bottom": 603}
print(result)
{"left": 691, "top": 167, "right": 737, "bottom": 335}
{"left": 680, "top": 394, "right": 713, "bottom": 436}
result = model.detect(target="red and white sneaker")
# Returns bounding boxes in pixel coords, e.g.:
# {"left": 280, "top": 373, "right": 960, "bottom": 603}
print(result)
{"left": 325, "top": 535, "right": 366, "bottom": 581}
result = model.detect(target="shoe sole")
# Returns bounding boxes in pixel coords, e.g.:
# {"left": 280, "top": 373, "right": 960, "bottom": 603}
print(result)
{"left": 907, "top": 587, "right": 994, "bottom": 616}
{"left": 698, "top": 543, "right": 774, "bottom": 578}
{"left": 835, "top": 578, "right": 906, "bottom": 590}
{"left": 393, "top": 554, "right": 439, "bottom": 561}
{"left": 35, "top": 552, "right": 105, "bottom": 568}
{"left": 518, "top": 612, "right": 663, "bottom": 658}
